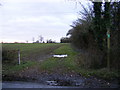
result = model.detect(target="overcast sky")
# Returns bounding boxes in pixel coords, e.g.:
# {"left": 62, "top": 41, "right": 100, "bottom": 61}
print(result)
{"left": 0, "top": 0, "right": 90, "bottom": 43}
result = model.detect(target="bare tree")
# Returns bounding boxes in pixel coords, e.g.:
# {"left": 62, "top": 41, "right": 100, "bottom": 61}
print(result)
{"left": 38, "top": 35, "right": 44, "bottom": 43}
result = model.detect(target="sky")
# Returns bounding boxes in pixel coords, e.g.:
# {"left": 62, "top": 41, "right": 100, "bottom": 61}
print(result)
{"left": 0, "top": 0, "right": 91, "bottom": 43}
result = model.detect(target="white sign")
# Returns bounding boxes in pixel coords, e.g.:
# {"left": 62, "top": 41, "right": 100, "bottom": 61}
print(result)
{"left": 53, "top": 54, "right": 68, "bottom": 58}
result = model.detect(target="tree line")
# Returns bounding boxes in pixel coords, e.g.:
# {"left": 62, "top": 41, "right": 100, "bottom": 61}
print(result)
{"left": 66, "top": 0, "right": 120, "bottom": 70}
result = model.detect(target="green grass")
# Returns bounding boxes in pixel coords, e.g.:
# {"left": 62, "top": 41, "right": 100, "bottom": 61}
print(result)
{"left": 40, "top": 44, "right": 79, "bottom": 73}
{"left": 2, "top": 43, "right": 64, "bottom": 60}
{"left": 53, "top": 44, "right": 77, "bottom": 55}
{"left": 3, "top": 61, "right": 37, "bottom": 75}
{"left": 2, "top": 43, "right": 61, "bottom": 53}
{"left": 75, "top": 68, "right": 120, "bottom": 80}
{"left": 2, "top": 43, "right": 64, "bottom": 75}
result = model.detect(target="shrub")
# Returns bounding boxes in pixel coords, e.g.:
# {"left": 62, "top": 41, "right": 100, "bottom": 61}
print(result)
{"left": 2, "top": 49, "right": 18, "bottom": 64}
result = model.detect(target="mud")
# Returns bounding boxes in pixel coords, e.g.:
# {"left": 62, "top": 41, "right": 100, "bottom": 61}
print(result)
{"left": 2, "top": 73, "right": 119, "bottom": 88}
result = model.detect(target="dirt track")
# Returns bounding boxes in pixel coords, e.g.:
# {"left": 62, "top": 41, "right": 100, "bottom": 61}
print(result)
{"left": 22, "top": 44, "right": 63, "bottom": 62}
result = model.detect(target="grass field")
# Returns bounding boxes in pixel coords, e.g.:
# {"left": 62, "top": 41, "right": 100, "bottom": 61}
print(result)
{"left": 2, "top": 43, "right": 64, "bottom": 75}
{"left": 2, "top": 43, "right": 120, "bottom": 81}
{"left": 2, "top": 43, "right": 64, "bottom": 61}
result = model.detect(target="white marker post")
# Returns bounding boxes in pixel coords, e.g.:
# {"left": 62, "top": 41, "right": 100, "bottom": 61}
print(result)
{"left": 18, "top": 49, "right": 20, "bottom": 65}
{"left": 53, "top": 55, "right": 68, "bottom": 58}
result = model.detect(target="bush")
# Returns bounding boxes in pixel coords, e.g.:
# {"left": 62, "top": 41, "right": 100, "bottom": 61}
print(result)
{"left": 76, "top": 48, "right": 107, "bottom": 69}
{"left": 2, "top": 49, "right": 18, "bottom": 64}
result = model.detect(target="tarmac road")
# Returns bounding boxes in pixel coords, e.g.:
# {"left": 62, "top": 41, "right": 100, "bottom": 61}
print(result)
{"left": 2, "top": 81, "right": 81, "bottom": 88}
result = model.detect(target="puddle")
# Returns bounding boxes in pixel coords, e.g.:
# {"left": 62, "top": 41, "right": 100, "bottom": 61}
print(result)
{"left": 53, "top": 55, "right": 68, "bottom": 58}
{"left": 46, "top": 81, "right": 57, "bottom": 86}
{"left": 46, "top": 79, "right": 84, "bottom": 86}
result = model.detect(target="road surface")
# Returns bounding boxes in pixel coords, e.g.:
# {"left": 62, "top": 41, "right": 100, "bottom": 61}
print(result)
{"left": 2, "top": 81, "right": 81, "bottom": 88}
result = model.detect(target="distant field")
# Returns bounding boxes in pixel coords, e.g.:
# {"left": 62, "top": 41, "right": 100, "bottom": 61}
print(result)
{"left": 2, "top": 43, "right": 65, "bottom": 61}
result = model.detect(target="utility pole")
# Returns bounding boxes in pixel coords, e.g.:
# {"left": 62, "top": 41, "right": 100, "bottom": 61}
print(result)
{"left": 105, "top": 0, "right": 111, "bottom": 71}
{"left": 107, "top": 28, "right": 110, "bottom": 71}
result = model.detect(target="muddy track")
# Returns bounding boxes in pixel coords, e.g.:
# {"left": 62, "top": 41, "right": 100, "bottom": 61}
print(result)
{"left": 3, "top": 63, "right": 119, "bottom": 88}
{"left": 22, "top": 44, "right": 63, "bottom": 61}
{"left": 3, "top": 72, "right": 119, "bottom": 88}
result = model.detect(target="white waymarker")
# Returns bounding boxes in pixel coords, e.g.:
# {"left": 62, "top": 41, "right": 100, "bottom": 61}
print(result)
{"left": 18, "top": 49, "right": 20, "bottom": 65}
{"left": 53, "top": 55, "right": 68, "bottom": 58}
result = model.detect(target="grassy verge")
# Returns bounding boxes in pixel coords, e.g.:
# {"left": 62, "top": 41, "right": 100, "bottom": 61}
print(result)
{"left": 75, "top": 68, "right": 119, "bottom": 81}
{"left": 3, "top": 61, "right": 37, "bottom": 75}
